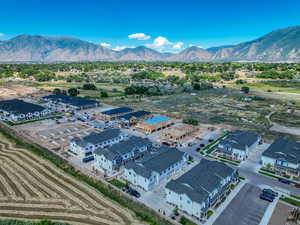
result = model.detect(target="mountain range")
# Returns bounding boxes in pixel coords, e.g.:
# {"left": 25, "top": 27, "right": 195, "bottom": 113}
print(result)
{"left": 0, "top": 26, "right": 300, "bottom": 62}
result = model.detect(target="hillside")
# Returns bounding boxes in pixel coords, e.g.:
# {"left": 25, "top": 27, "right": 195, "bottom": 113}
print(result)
{"left": 1, "top": 26, "right": 300, "bottom": 62}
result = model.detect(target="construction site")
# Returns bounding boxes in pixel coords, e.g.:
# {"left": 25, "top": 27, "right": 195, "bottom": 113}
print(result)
{"left": 16, "top": 119, "right": 100, "bottom": 152}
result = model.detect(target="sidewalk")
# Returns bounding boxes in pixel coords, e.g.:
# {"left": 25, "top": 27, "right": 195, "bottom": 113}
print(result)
{"left": 206, "top": 180, "right": 246, "bottom": 225}
{"left": 259, "top": 196, "right": 279, "bottom": 225}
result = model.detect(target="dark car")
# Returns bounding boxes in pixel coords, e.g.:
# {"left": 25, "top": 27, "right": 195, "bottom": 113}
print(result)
{"left": 127, "top": 187, "right": 141, "bottom": 198}
{"left": 262, "top": 188, "right": 278, "bottom": 197}
{"left": 278, "top": 177, "right": 290, "bottom": 184}
{"left": 260, "top": 193, "right": 274, "bottom": 202}
{"left": 200, "top": 144, "right": 205, "bottom": 147}
{"left": 295, "top": 184, "right": 300, "bottom": 188}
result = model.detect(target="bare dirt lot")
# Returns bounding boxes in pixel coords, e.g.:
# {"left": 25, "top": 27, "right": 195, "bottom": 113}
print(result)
{"left": 16, "top": 120, "right": 100, "bottom": 151}
{"left": 268, "top": 202, "right": 294, "bottom": 225}
{"left": 0, "top": 133, "right": 140, "bottom": 225}
{"left": 0, "top": 85, "right": 41, "bottom": 100}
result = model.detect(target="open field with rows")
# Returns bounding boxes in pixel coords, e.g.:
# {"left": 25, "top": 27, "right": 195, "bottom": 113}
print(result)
{"left": 0, "top": 133, "right": 140, "bottom": 225}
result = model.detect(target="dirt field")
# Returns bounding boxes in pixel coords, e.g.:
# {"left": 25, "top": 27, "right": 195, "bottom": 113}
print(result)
{"left": 0, "top": 133, "right": 140, "bottom": 225}
{"left": 0, "top": 85, "right": 42, "bottom": 100}
{"left": 16, "top": 120, "right": 100, "bottom": 151}
{"left": 268, "top": 202, "right": 294, "bottom": 225}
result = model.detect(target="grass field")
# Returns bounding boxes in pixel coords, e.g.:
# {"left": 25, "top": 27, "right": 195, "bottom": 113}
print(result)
{"left": 229, "top": 80, "right": 300, "bottom": 94}
{"left": 270, "top": 112, "right": 300, "bottom": 128}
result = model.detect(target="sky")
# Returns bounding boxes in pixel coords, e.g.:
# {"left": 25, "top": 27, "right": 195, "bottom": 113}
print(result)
{"left": 1, "top": 0, "right": 300, "bottom": 52}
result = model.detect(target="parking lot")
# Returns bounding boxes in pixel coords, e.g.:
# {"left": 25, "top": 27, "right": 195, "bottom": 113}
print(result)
{"left": 213, "top": 183, "right": 270, "bottom": 225}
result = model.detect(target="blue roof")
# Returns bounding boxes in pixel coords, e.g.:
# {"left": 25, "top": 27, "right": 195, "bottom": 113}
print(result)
{"left": 102, "top": 107, "right": 133, "bottom": 115}
{"left": 119, "top": 110, "right": 151, "bottom": 120}
{"left": 143, "top": 115, "right": 171, "bottom": 125}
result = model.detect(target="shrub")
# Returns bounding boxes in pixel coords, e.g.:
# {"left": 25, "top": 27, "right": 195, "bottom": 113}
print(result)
{"left": 82, "top": 83, "right": 97, "bottom": 90}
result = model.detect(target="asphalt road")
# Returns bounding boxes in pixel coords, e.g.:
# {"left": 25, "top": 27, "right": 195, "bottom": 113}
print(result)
{"left": 213, "top": 184, "right": 269, "bottom": 225}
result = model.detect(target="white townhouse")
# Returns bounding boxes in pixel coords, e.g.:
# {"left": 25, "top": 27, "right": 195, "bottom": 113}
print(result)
{"left": 123, "top": 147, "right": 188, "bottom": 191}
{"left": 261, "top": 139, "right": 300, "bottom": 177}
{"left": 94, "top": 136, "right": 152, "bottom": 175}
{"left": 0, "top": 99, "right": 52, "bottom": 122}
{"left": 165, "top": 159, "right": 237, "bottom": 219}
{"left": 70, "top": 129, "right": 126, "bottom": 158}
{"left": 217, "top": 130, "right": 261, "bottom": 161}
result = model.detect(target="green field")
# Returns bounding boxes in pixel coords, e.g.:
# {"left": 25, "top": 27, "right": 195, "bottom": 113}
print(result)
{"left": 230, "top": 80, "right": 300, "bottom": 94}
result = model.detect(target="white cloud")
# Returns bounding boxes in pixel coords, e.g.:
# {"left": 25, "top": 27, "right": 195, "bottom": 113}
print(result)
{"left": 100, "top": 42, "right": 111, "bottom": 48}
{"left": 128, "top": 33, "right": 151, "bottom": 40}
{"left": 146, "top": 36, "right": 172, "bottom": 49}
{"left": 112, "top": 46, "right": 134, "bottom": 51}
{"left": 0, "top": 33, "right": 5, "bottom": 37}
{"left": 173, "top": 42, "right": 184, "bottom": 49}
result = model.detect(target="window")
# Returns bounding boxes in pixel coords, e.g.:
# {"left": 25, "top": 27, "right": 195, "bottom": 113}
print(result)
{"left": 187, "top": 200, "right": 191, "bottom": 204}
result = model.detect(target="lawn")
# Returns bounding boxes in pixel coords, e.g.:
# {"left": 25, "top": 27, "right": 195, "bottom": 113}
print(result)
{"left": 280, "top": 197, "right": 300, "bottom": 207}
{"left": 108, "top": 179, "right": 127, "bottom": 189}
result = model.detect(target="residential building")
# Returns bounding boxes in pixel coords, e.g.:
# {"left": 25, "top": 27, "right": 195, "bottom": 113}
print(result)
{"left": 261, "top": 139, "right": 300, "bottom": 176}
{"left": 136, "top": 115, "right": 175, "bottom": 134}
{"left": 217, "top": 130, "right": 260, "bottom": 161}
{"left": 0, "top": 99, "right": 52, "bottom": 122}
{"left": 69, "top": 129, "right": 126, "bottom": 158}
{"left": 99, "top": 107, "right": 133, "bottom": 121}
{"left": 123, "top": 146, "right": 188, "bottom": 191}
{"left": 94, "top": 136, "right": 152, "bottom": 175}
{"left": 43, "top": 94, "right": 100, "bottom": 111}
{"left": 165, "top": 159, "right": 237, "bottom": 219}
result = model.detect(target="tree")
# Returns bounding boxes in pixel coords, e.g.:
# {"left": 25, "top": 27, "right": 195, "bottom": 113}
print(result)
{"left": 183, "top": 118, "right": 199, "bottom": 126}
{"left": 52, "top": 88, "right": 62, "bottom": 95}
{"left": 241, "top": 86, "right": 250, "bottom": 94}
{"left": 100, "top": 90, "right": 108, "bottom": 97}
{"left": 68, "top": 88, "right": 79, "bottom": 96}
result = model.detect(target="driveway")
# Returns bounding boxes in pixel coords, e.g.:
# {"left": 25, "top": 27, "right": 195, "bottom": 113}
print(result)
{"left": 240, "top": 143, "right": 270, "bottom": 173}
{"left": 213, "top": 183, "right": 269, "bottom": 225}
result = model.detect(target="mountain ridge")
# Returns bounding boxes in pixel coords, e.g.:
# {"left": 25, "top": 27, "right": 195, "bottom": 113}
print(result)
{"left": 1, "top": 25, "right": 300, "bottom": 62}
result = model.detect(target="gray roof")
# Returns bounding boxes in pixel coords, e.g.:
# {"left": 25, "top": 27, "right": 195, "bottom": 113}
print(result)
{"left": 72, "top": 128, "right": 121, "bottom": 147}
{"left": 166, "top": 159, "right": 236, "bottom": 204}
{"left": 94, "top": 136, "right": 152, "bottom": 160}
{"left": 262, "top": 139, "right": 300, "bottom": 164}
{"left": 125, "top": 146, "right": 186, "bottom": 178}
{"left": 219, "top": 130, "right": 259, "bottom": 151}
{"left": 0, "top": 99, "right": 46, "bottom": 115}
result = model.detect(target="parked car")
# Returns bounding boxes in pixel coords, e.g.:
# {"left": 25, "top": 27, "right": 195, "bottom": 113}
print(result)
{"left": 294, "top": 184, "right": 300, "bottom": 188}
{"left": 127, "top": 187, "right": 141, "bottom": 198}
{"left": 262, "top": 188, "right": 278, "bottom": 197}
{"left": 260, "top": 193, "right": 274, "bottom": 202}
{"left": 278, "top": 177, "right": 290, "bottom": 184}
{"left": 200, "top": 144, "right": 205, "bottom": 147}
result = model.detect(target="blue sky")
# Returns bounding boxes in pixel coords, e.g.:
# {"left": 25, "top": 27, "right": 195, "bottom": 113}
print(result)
{"left": 1, "top": 0, "right": 300, "bottom": 52}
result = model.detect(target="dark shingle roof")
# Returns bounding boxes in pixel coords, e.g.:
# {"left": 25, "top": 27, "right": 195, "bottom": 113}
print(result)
{"left": 166, "top": 159, "right": 235, "bottom": 204}
{"left": 262, "top": 139, "right": 300, "bottom": 164}
{"left": 125, "top": 146, "right": 186, "bottom": 177}
{"left": 101, "top": 107, "right": 133, "bottom": 116}
{"left": 94, "top": 136, "right": 152, "bottom": 159}
{"left": 43, "top": 94, "right": 99, "bottom": 107}
{"left": 219, "top": 130, "right": 259, "bottom": 151}
{"left": 118, "top": 110, "right": 151, "bottom": 121}
{"left": 72, "top": 129, "right": 121, "bottom": 147}
{"left": 0, "top": 99, "right": 46, "bottom": 115}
